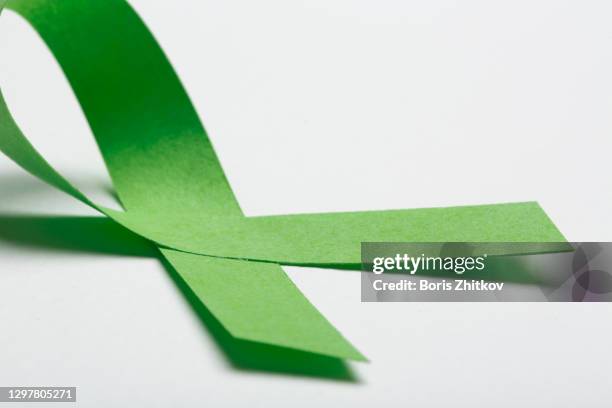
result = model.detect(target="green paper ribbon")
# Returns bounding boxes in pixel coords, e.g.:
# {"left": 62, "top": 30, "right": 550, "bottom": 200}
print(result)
{"left": 0, "top": 0, "right": 565, "bottom": 361}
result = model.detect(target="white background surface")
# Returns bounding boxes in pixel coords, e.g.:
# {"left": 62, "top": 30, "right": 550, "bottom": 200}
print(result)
{"left": 1, "top": 0, "right": 612, "bottom": 406}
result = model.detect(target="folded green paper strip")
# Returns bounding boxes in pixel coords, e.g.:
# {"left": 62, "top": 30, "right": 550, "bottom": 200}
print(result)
{"left": 0, "top": 0, "right": 566, "bottom": 361}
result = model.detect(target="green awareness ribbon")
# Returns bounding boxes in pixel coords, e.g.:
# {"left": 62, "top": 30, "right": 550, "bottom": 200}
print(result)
{"left": 0, "top": 0, "right": 566, "bottom": 361}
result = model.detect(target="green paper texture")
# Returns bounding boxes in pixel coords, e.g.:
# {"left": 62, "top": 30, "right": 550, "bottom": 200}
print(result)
{"left": 162, "top": 249, "right": 365, "bottom": 360}
{"left": 0, "top": 0, "right": 566, "bottom": 360}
